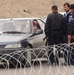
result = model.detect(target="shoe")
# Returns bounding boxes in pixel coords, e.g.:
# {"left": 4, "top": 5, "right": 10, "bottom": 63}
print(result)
{"left": 61, "top": 62, "right": 70, "bottom": 66}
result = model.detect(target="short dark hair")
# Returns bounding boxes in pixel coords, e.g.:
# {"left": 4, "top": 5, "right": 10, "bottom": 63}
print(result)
{"left": 63, "top": 3, "right": 70, "bottom": 7}
{"left": 51, "top": 5, "right": 58, "bottom": 10}
{"left": 70, "top": 4, "right": 74, "bottom": 9}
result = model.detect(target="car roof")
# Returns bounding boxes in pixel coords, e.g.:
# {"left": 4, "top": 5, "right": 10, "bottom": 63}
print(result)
{"left": 0, "top": 18, "right": 41, "bottom": 21}
{"left": 59, "top": 12, "right": 65, "bottom": 15}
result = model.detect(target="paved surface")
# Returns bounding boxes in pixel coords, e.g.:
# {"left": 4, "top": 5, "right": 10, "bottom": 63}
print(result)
{"left": 0, "top": 58, "right": 74, "bottom": 75}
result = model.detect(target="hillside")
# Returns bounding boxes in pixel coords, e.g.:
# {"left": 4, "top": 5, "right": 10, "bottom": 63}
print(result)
{"left": 0, "top": 0, "right": 73, "bottom": 18}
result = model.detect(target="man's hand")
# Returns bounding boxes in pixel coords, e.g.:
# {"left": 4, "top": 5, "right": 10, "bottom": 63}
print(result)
{"left": 67, "top": 35, "right": 72, "bottom": 45}
{"left": 46, "top": 37, "right": 49, "bottom": 40}
{"left": 45, "top": 37, "right": 49, "bottom": 46}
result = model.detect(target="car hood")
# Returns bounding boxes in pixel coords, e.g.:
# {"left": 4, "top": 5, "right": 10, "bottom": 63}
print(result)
{"left": 0, "top": 34, "right": 32, "bottom": 45}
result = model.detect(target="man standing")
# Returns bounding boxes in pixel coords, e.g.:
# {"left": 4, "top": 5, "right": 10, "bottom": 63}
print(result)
{"left": 63, "top": 3, "right": 70, "bottom": 65}
{"left": 67, "top": 4, "right": 74, "bottom": 43}
{"left": 63, "top": 3, "right": 70, "bottom": 17}
{"left": 63, "top": 3, "right": 70, "bottom": 43}
{"left": 67, "top": 4, "right": 74, "bottom": 65}
{"left": 45, "top": 5, "right": 64, "bottom": 65}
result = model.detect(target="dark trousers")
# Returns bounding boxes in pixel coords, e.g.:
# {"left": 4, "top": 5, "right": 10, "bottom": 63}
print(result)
{"left": 64, "top": 45, "right": 74, "bottom": 65}
{"left": 62, "top": 36, "right": 68, "bottom": 63}
{"left": 64, "top": 36, "right": 74, "bottom": 65}
{"left": 70, "top": 46, "right": 74, "bottom": 65}
{"left": 48, "top": 31, "right": 61, "bottom": 45}
{"left": 69, "top": 37, "right": 74, "bottom": 65}
{"left": 64, "top": 47, "right": 70, "bottom": 65}
{"left": 48, "top": 31, "right": 61, "bottom": 64}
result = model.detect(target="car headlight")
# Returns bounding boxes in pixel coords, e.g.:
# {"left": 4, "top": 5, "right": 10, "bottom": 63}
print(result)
{"left": 5, "top": 43, "right": 21, "bottom": 48}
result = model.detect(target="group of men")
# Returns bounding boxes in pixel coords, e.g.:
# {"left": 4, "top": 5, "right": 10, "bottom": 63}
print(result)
{"left": 45, "top": 3, "right": 74, "bottom": 65}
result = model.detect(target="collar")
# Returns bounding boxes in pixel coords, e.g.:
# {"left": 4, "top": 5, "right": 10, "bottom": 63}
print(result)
{"left": 53, "top": 12, "right": 58, "bottom": 13}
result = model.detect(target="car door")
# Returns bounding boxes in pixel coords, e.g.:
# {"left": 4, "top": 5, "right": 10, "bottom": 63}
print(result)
{"left": 30, "top": 19, "right": 45, "bottom": 47}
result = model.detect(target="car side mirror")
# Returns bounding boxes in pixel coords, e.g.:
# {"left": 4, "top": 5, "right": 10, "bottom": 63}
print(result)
{"left": 35, "top": 29, "right": 43, "bottom": 35}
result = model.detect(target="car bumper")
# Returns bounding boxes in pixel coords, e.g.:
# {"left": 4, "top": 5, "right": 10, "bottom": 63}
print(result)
{"left": 0, "top": 48, "right": 26, "bottom": 63}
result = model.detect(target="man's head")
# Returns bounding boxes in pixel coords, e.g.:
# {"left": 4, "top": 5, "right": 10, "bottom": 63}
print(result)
{"left": 63, "top": 3, "right": 70, "bottom": 12}
{"left": 33, "top": 21, "right": 38, "bottom": 27}
{"left": 51, "top": 5, "right": 58, "bottom": 12}
{"left": 69, "top": 4, "right": 74, "bottom": 13}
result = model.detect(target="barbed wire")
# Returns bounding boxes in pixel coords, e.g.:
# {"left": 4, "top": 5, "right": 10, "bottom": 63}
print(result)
{"left": 0, "top": 43, "right": 74, "bottom": 75}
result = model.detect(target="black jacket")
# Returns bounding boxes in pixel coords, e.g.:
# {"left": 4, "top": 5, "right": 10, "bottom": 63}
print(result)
{"left": 45, "top": 12, "right": 64, "bottom": 37}
{"left": 67, "top": 12, "right": 74, "bottom": 35}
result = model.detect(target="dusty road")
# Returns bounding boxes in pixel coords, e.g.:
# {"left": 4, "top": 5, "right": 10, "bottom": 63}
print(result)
{"left": 0, "top": 60, "right": 74, "bottom": 75}
{"left": 0, "top": 0, "right": 74, "bottom": 18}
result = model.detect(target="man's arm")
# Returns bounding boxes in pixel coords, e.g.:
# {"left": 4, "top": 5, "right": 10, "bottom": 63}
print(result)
{"left": 67, "top": 23, "right": 73, "bottom": 44}
{"left": 44, "top": 14, "right": 51, "bottom": 37}
{"left": 68, "top": 35, "right": 72, "bottom": 44}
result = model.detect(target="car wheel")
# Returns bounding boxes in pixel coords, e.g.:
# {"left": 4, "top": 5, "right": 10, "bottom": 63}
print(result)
{"left": 22, "top": 46, "right": 32, "bottom": 67}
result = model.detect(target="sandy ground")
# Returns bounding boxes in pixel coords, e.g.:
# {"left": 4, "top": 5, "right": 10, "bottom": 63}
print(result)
{"left": 0, "top": 59, "right": 74, "bottom": 75}
{"left": 0, "top": 62, "right": 74, "bottom": 75}
{"left": 0, "top": 0, "right": 74, "bottom": 18}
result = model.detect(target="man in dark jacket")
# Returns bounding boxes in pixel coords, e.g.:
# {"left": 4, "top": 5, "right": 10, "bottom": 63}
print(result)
{"left": 67, "top": 4, "right": 74, "bottom": 43}
{"left": 67, "top": 4, "right": 74, "bottom": 65}
{"left": 45, "top": 5, "right": 64, "bottom": 65}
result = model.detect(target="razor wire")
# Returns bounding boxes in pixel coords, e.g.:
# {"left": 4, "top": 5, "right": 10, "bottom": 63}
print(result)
{"left": 0, "top": 43, "right": 74, "bottom": 75}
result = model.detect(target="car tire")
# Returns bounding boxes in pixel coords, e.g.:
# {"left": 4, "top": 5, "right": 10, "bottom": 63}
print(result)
{"left": 22, "top": 46, "right": 32, "bottom": 67}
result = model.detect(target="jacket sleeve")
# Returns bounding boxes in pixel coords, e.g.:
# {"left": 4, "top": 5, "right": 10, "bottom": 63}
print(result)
{"left": 62, "top": 13, "right": 70, "bottom": 36}
{"left": 67, "top": 13, "right": 74, "bottom": 35}
{"left": 44, "top": 14, "right": 51, "bottom": 37}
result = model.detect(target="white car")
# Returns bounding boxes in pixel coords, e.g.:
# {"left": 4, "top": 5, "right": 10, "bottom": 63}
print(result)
{"left": 0, "top": 18, "right": 46, "bottom": 67}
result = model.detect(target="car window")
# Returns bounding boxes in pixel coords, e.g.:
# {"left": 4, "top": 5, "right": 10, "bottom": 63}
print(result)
{"left": 37, "top": 20, "right": 45, "bottom": 31}
{"left": 0, "top": 20, "right": 31, "bottom": 34}
{"left": 33, "top": 20, "right": 41, "bottom": 33}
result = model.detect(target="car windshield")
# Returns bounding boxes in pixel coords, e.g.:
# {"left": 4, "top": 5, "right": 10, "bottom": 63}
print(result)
{"left": 0, "top": 20, "right": 31, "bottom": 34}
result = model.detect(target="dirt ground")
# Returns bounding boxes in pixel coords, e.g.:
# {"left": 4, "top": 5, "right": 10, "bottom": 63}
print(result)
{"left": 0, "top": 61, "right": 74, "bottom": 75}
{"left": 0, "top": 0, "right": 74, "bottom": 18}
